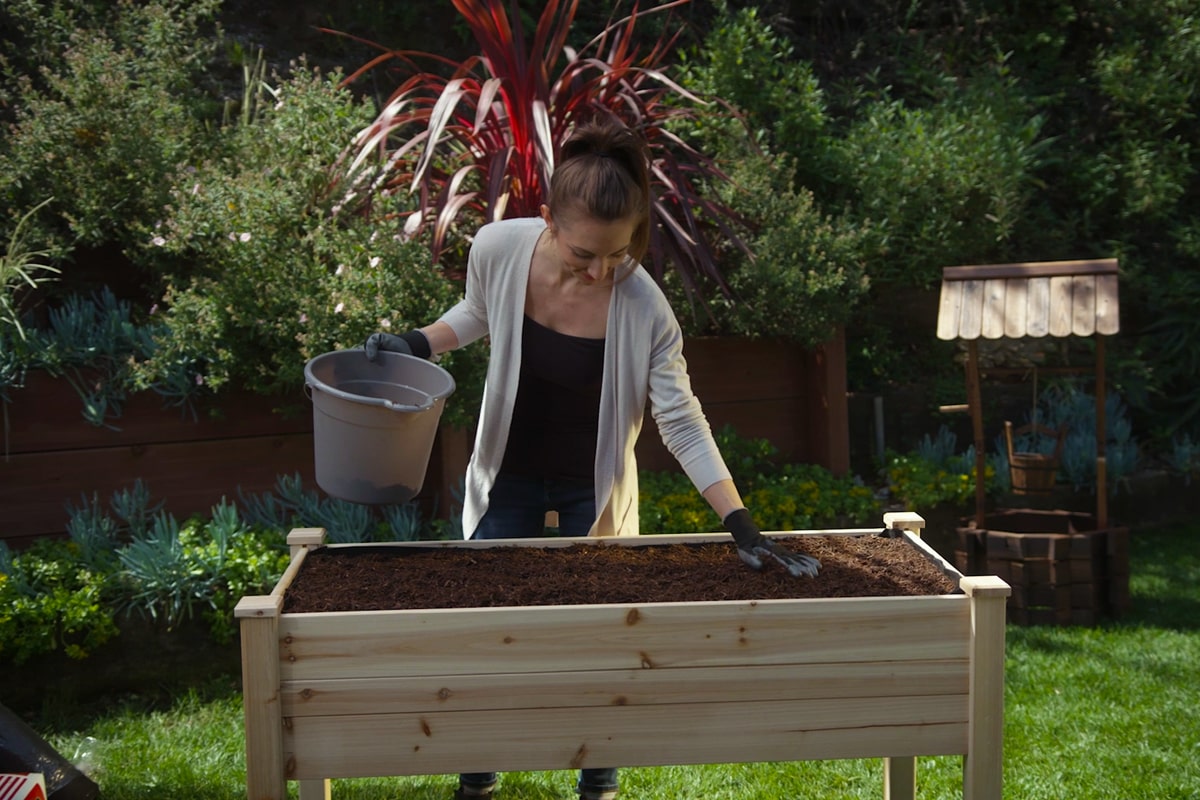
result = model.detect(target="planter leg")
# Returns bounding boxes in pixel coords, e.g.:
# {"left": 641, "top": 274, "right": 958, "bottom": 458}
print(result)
{"left": 961, "top": 577, "right": 1010, "bottom": 800}
{"left": 236, "top": 595, "right": 285, "bottom": 800}
{"left": 884, "top": 756, "right": 915, "bottom": 800}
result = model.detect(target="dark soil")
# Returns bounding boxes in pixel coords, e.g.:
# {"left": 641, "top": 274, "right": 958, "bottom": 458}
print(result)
{"left": 282, "top": 535, "right": 960, "bottom": 613}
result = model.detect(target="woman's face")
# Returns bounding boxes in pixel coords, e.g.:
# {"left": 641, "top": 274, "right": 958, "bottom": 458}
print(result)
{"left": 541, "top": 205, "right": 639, "bottom": 286}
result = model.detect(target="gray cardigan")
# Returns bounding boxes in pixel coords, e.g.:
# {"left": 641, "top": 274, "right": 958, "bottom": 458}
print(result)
{"left": 439, "top": 217, "right": 731, "bottom": 537}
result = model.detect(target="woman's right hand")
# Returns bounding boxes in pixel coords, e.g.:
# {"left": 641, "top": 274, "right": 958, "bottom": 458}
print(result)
{"left": 723, "top": 508, "right": 821, "bottom": 578}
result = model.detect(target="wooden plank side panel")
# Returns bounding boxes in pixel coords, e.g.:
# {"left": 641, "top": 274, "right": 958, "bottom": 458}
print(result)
{"left": 4, "top": 372, "right": 311, "bottom": 455}
{"left": 285, "top": 696, "right": 970, "bottom": 779}
{"left": 1071, "top": 275, "right": 1096, "bottom": 336}
{"left": 1002, "top": 278, "right": 1028, "bottom": 339}
{"left": 981, "top": 279, "right": 1007, "bottom": 339}
{"left": 1025, "top": 277, "right": 1051, "bottom": 337}
{"left": 1095, "top": 274, "right": 1120, "bottom": 335}
{"left": 958, "top": 280, "right": 986, "bottom": 340}
{"left": 279, "top": 596, "right": 971, "bottom": 681}
{"left": 937, "top": 280, "right": 965, "bottom": 340}
{"left": 0, "top": 433, "right": 316, "bottom": 541}
{"left": 679, "top": 338, "right": 804, "bottom": 403}
{"left": 1048, "top": 276, "right": 1074, "bottom": 337}
{"left": 636, "top": 397, "right": 805, "bottom": 473}
{"left": 280, "top": 659, "right": 970, "bottom": 717}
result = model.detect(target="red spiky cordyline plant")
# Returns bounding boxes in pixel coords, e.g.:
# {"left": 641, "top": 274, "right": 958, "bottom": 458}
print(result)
{"left": 324, "top": 0, "right": 748, "bottom": 306}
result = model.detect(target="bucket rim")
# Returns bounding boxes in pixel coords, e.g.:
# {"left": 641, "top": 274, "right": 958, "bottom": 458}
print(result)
{"left": 304, "top": 349, "right": 455, "bottom": 412}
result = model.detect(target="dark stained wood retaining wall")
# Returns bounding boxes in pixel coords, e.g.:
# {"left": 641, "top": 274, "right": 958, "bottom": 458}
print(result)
{"left": 0, "top": 333, "right": 848, "bottom": 547}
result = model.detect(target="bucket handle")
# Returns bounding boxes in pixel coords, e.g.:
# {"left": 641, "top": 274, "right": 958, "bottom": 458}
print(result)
{"left": 381, "top": 391, "right": 436, "bottom": 413}
{"left": 305, "top": 379, "right": 439, "bottom": 413}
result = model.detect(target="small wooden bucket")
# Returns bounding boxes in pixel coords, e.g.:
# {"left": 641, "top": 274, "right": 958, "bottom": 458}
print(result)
{"left": 1005, "top": 421, "right": 1067, "bottom": 496}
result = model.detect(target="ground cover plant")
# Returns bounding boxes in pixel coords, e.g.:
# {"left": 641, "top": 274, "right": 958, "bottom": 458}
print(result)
{"left": 29, "top": 518, "right": 1200, "bottom": 799}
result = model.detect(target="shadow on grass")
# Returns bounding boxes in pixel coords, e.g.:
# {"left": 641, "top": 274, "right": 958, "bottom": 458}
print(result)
{"left": 1126, "top": 521, "right": 1200, "bottom": 631}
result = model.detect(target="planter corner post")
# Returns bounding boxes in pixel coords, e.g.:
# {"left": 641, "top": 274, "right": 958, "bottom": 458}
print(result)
{"left": 236, "top": 594, "right": 285, "bottom": 800}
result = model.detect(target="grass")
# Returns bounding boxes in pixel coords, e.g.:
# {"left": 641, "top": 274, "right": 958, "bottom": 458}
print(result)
{"left": 33, "top": 521, "right": 1200, "bottom": 799}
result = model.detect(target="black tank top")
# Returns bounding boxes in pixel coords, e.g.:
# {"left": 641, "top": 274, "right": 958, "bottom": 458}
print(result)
{"left": 500, "top": 315, "right": 605, "bottom": 479}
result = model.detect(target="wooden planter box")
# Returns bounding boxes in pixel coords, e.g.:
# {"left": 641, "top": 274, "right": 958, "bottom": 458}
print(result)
{"left": 236, "top": 516, "right": 1010, "bottom": 800}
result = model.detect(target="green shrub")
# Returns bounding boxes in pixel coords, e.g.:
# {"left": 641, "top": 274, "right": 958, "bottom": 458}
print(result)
{"left": 0, "top": 538, "right": 118, "bottom": 664}
{"left": 1, "top": 288, "right": 203, "bottom": 426}
{"left": 639, "top": 427, "right": 882, "bottom": 534}
{"left": 0, "top": 0, "right": 221, "bottom": 263}
{"left": 885, "top": 425, "right": 998, "bottom": 510}
{"left": 833, "top": 92, "right": 1046, "bottom": 290}
{"left": 676, "top": 1, "right": 830, "bottom": 179}
{"left": 0, "top": 474, "right": 467, "bottom": 667}
{"left": 141, "top": 64, "right": 486, "bottom": 424}
{"left": 702, "top": 148, "right": 871, "bottom": 345}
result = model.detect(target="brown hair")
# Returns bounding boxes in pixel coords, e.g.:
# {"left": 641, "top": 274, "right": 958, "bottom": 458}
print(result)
{"left": 545, "top": 118, "right": 652, "bottom": 262}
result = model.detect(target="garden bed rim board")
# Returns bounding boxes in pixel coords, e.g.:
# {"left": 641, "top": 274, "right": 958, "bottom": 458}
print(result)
{"left": 268, "top": 525, "right": 967, "bottom": 604}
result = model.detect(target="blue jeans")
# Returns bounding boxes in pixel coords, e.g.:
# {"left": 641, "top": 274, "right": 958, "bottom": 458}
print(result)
{"left": 462, "top": 473, "right": 618, "bottom": 796}
{"left": 470, "top": 472, "right": 597, "bottom": 539}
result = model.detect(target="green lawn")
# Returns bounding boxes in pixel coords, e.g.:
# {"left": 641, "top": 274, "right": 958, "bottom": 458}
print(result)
{"left": 38, "top": 521, "right": 1200, "bottom": 799}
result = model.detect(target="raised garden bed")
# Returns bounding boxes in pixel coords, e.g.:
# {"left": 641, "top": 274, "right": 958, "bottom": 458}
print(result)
{"left": 236, "top": 514, "right": 1010, "bottom": 800}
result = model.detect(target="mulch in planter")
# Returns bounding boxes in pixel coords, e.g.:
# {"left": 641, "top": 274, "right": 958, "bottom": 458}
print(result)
{"left": 282, "top": 535, "right": 959, "bottom": 612}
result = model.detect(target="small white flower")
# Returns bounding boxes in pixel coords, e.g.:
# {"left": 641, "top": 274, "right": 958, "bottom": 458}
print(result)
{"left": 239, "top": 232, "right": 251, "bottom": 242}
{"left": 195, "top": 374, "right": 205, "bottom": 386}
{"left": 192, "top": 183, "right": 200, "bottom": 195}
{"left": 151, "top": 236, "right": 166, "bottom": 247}
{"left": 380, "top": 319, "right": 392, "bottom": 329}
{"left": 335, "top": 264, "right": 345, "bottom": 276}
{"left": 335, "top": 302, "right": 345, "bottom": 313}
{"left": 299, "top": 313, "right": 308, "bottom": 324}
{"left": 228, "top": 232, "right": 236, "bottom": 241}
{"left": 369, "top": 256, "right": 381, "bottom": 268}
{"left": 149, "top": 304, "right": 159, "bottom": 315}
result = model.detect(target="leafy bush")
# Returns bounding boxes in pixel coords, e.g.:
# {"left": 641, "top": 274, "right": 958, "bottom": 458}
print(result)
{"left": 0, "top": 538, "right": 118, "bottom": 664}
{"left": 639, "top": 427, "right": 881, "bottom": 534}
{"left": 1, "top": 287, "right": 203, "bottom": 426}
{"left": 0, "top": 474, "right": 471, "bottom": 666}
{"left": 675, "top": 2, "right": 831, "bottom": 190}
{"left": 697, "top": 148, "right": 871, "bottom": 345}
{"left": 885, "top": 425, "right": 998, "bottom": 510}
{"left": 139, "top": 65, "right": 486, "bottom": 422}
{"left": 0, "top": 198, "right": 60, "bottom": 342}
{"left": 832, "top": 91, "right": 1046, "bottom": 290}
{"left": 237, "top": 473, "right": 458, "bottom": 543}
{"left": 0, "top": 0, "right": 221, "bottom": 263}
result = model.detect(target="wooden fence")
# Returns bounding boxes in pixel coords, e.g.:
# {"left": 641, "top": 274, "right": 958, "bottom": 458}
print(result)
{"left": 0, "top": 333, "right": 848, "bottom": 547}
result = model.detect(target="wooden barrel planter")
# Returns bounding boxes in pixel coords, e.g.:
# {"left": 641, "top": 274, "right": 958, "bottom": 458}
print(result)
{"left": 954, "top": 508, "right": 1130, "bottom": 626}
{"left": 235, "top": 516, "right": 1010, "bottom": 800}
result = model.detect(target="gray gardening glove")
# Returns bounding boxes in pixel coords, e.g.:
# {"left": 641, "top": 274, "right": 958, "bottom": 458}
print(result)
{"left": 724, "top": 508, "right": 821, "bottom": 578}
{"left": 364, "top": 330, "right": 431, "bottom": 361}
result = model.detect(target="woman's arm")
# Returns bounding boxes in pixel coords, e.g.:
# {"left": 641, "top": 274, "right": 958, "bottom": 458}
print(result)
{"left": 701, "top": 478, "right": 745, "bottom": 520}
{"left": 418, "top": 320, "right": 460, "bottom": 356}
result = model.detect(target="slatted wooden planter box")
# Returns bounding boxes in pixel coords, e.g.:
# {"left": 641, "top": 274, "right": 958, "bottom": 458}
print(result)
{"left": 954, "top": 508, "right": 1129, "bottom": 626}
{"left": 235, "top": 517, "right": 1010, "bottom": 800}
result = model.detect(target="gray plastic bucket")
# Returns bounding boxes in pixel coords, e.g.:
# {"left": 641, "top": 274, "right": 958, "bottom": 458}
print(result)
{"left": 304, "top": 349, "right": 456, "bottom": 505}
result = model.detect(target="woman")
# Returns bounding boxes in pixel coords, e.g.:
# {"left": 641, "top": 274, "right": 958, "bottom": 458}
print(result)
{"left": 366, "top": 118, "right": 819, "bottom": 800}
